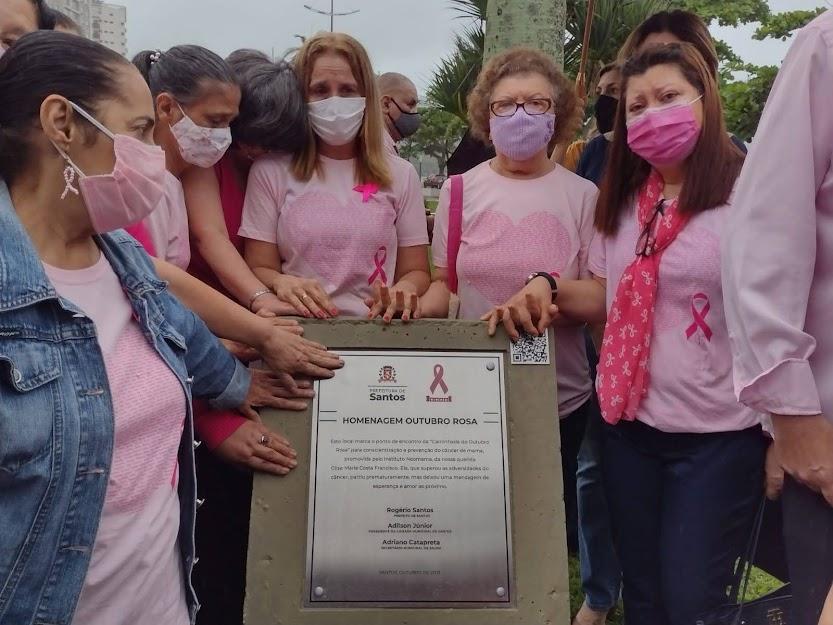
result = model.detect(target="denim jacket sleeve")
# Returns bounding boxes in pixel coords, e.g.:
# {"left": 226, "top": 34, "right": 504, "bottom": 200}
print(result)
{"left": 158, "top": 288, "right": 251, "bottom": 410}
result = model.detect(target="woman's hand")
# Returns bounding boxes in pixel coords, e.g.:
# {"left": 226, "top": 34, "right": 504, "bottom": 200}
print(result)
{"left": 764, "top": 441, "right": 785, "bottom": 501}
{"left": 252, "top": 292, "right": 302, "bottom": 318}
{"left": 256, "top": 325, "right": 343, "bottom": 383}
{"left": 214, "top": 421, "right": 298, "bottom": 475}
{"left": 272, "top": 274, "right": 338, "bottom": 319}
{"left": 365, "top": 280, "right": 421, "bottom": 323}
{"left": 221, "top": 338, "right": 260, "bottom": 363}
{"left": 481, "top": 277, "right": 558, "bottom": 340}
{"left": 238, "top": 368, "right": 316, "bottom": 421}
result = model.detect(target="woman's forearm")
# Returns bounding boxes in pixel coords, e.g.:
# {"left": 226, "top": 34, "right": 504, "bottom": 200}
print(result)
{"left": 555, "top": 278, "right": 607, "bottom": 324}
{"left": 420, "top": 280, "right": 452, "bottom": 318}
{"left": 154, "top": 258, "right": 272, "bottom": 349}
{"left": 194, "top": 232, "right": 269, "bottom": 306}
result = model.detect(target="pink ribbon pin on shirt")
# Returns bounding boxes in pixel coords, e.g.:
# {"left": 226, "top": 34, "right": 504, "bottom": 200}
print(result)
{"left": 368, "top": 246, "right": 388, "bottom": 285}
{"left": 685, "top": 293, "right": 713, "bottom": 341}
{"left": 354, "top": 182, "right": 380, "bottom": 203}
{"left": 430, "top": 364, "right": 449, "bottom": 395}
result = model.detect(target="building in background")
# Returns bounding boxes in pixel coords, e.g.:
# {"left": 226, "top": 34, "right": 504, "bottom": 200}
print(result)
{"left": 49, "top": 0, "right": 127, "bottom": 56}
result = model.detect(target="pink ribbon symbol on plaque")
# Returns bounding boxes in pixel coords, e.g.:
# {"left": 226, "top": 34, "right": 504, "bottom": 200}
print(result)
{"left": 353, "top": 182, "right": 379, "bottom": 203}
{"left": 430, "top": 364, "right": 449, "bottom": 395}
{"left": 368, "top": 246, "right": 388, "bottom": 285}
{"left": 685, "top": 292, "right": 713, "bottom": 341}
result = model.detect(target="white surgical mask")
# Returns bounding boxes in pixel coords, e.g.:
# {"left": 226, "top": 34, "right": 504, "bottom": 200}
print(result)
{"left": 170, "top": 104, "right": 232, "bottom": 168}
{"left": 308, "top": 96, "right": 366, "bottom": 146}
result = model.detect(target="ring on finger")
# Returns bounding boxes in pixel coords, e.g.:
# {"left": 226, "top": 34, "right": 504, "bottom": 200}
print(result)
{"left": 259, "top": 434, "right": 270, "bottom": 446}
{"left": 300, "top": 293, "right": 311, "bottom": 301}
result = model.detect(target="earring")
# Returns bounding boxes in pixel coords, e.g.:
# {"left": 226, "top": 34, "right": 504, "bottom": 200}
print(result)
{"left": 61, "top": 162, "right": 79, "bottom": 200}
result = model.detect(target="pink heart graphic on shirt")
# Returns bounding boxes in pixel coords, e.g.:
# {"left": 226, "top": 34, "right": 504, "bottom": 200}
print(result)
{"left": 462, "top": 210, "right": 573, "bottom": 306}
{"left": 281, "top": 190, "right": 396, "bottom": 291}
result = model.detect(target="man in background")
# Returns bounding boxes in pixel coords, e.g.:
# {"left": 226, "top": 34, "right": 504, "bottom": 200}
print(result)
{"left": 378, "top": 71, "right": 421, "bottom": 155}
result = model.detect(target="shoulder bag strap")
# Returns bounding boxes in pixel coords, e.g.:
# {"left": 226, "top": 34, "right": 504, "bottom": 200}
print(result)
{"left": 446, "top": 174, "right": 464, "bottom": 295}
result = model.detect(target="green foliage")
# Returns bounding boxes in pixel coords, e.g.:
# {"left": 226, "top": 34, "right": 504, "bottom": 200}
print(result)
{"left": 755, "top": 7, "right": 826, "bottom": 40}
{"left": 426, "top": 23, "right": 485, "bottom": 121}
{"left": 564, "top": 0, "right": 669, "bottom": 81}
{"left": 428, "top": 0, "right": 825, "bottom": 141}
{"left": 673, "top": 0, "right": 770, "bottom": 26}
{"left": 399, "top": 108, "right": 467, "bottom": 175}
{"left": 720, "top": 64, "right": 778, "bottom": 142}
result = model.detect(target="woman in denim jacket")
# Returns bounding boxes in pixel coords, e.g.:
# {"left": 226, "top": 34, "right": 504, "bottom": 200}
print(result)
{"left": 0, "top": 32, "right": 297, "bottom": 625}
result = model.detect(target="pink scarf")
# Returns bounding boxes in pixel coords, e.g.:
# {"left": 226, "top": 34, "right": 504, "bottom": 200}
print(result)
{"left": 597, "top": 171, "right": 688, "bottom": 424}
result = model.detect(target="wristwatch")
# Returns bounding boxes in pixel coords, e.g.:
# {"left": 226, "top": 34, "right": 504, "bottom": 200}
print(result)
{"left": 525, "top": 272, "right": 558, "bottom": 302}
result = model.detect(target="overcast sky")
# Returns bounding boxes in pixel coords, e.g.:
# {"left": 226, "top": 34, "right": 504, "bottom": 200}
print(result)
{"left": 122, "top": 0, "right": 821, "bottom": 93}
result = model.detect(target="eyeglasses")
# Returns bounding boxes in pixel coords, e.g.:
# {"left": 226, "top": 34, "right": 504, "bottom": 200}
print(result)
{"left": 635, "top": 199, "right": 666, "bottom": 257}
{"left": 489, "top": 98, "right": 553, "bottom": 117}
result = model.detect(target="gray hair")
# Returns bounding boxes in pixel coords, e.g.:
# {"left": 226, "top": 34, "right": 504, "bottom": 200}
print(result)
{"left": 228, "top": 54, "right": 308, "bottom": 153}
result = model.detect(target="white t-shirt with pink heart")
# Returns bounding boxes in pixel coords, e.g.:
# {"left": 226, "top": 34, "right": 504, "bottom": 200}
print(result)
{"left": 239, "top": 154, "right": 429, "bottom": 317}
{"left": 589, "top": 199, "right": 763, "bottom": 434}
{"left": 432, "top": 161, "right": 598, "bottom": 417}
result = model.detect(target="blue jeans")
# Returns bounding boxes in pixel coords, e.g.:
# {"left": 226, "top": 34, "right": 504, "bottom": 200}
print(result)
{"left": 577, "top": 405, "right": 622, "bottom": 611}
{"left": 601, "top": 420, "right": 766, "bottom": 625}
{"left": 576, "top": 331, "right": 621, "bottom": 611}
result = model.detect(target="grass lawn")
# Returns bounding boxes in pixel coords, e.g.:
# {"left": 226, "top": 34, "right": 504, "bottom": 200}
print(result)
{"left": 567, "top": 556, "right": 783, "bottom": 623}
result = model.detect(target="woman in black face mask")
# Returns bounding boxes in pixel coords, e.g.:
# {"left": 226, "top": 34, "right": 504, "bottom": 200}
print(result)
{"left": 592, "top": 63, "right": 621, "bottom": 136}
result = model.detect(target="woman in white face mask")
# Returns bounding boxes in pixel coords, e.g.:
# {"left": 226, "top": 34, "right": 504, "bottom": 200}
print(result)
{"left": 130, "top": 45, "right": 239, "bottom": 270}
{"left": 241, "top": 32, "right": 430, "bottom": 322}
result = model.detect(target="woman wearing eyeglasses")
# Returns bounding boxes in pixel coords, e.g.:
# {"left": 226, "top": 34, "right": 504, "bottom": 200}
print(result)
{"left": 484, "top": 44, "right": 767, "bottom": 624}
{"left": 421, "top": 47, "right": 598, "bottom": 555}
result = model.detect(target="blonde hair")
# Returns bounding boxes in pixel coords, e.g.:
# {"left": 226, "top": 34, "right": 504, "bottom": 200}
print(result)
{"left": 293, "top": 32, "right": 391, "bottom": 188}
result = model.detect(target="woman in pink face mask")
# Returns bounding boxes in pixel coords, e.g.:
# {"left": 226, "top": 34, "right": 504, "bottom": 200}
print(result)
{"left": 130, "top": 45, "right": 239, "bottom": 270}
{"left": 485, "top": 44, "right": 767, "bottom": 624}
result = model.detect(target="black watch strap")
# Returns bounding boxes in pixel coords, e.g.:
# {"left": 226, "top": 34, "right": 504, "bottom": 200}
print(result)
{"left": 526, "top": 271, "right": 558, "bottom": 300}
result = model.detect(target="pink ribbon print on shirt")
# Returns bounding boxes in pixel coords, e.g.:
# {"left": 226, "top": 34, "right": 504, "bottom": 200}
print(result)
{"left": 685, "top": 292, "right": 713, "bottom": 341}
{"left": 368, "top": 246, "right": 388, "bottom": 285}
{"left": 354, "top": 183, "right": 380, "bottom": 203}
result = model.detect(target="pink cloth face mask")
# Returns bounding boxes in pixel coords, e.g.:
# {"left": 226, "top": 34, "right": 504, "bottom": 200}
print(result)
{"left": 53, "top": 101, "right": 167, "bottom": 234}
{"left": 627, "top": 95, "right": 703, "bottom": 167}
{"left": 171, "top": 103, "right": 232, "bottom": 168}
{"left": 489, "top": 109, "right": 556, "bottom": 162}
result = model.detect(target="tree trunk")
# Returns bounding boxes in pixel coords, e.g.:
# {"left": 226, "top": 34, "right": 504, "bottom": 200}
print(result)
{"left": 484, "top": 0, "right": 566, "bottom": 69}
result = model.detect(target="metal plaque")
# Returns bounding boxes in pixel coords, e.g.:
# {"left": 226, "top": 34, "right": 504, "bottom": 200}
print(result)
{"left": 305, "top": 351, "right": 512, "bottom": 606}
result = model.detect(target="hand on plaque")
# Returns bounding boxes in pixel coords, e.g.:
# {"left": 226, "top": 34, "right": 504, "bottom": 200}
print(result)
{"left": 365, "top": 280, "right": 421, "bottom": 323}
{"left": 238, "top": 368, "right": 315, "bottom": 421}
{"left": 481, "top": 277, "right": 559, "bottom": 340}
{"left": 215, "top": 421, "right": 298, "bottom": 476}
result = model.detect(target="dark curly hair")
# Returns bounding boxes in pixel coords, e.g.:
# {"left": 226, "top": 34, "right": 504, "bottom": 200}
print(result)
{"left": 467, "top": 47, "right": 581, "bottom": 151}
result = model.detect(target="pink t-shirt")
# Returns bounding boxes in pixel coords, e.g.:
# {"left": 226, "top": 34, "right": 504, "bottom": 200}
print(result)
{"left": 44, "top": 255, "right": 189, "bottom": 625}
{"left": 589, "top": 199, "right": 763, "bottom": 434}
{"left": 145, "top": 171, "right": 191, "bottom": 270}
{"left": 239, "top": 153, "right": 429, "bottom": 317}
{"left": 432, "top": 161, "right": 597, "bottom": 417}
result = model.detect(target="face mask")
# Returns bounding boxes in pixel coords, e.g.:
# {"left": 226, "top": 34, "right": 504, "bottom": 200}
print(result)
{"left": 170, "top": 104, "right": 232, "bottom": 168}
{"left": 489, "top": 109, "right": 556, "bottom": 161}
{"left": 52, "top": 102, "right": 167, "bottom": 234}
{"left": 594, "top": 94, "right": 618, "bottom": 135}
{"left": 390, "top": 100, "right": 421, "bottom": 139}
{"left": 308, "top": 96, "right": 366, "bottom": 146}
{"left": 627, "top": 96, "right": 702, "bottom": 167}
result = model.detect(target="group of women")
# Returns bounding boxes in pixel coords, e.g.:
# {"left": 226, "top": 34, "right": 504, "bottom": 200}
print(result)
{"left": 1, "top": 0, "right": 831, "bottom": 624}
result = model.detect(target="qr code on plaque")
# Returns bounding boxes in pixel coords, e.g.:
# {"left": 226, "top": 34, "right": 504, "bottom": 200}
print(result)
{"left": 510, "top": 332, "right": 550, "bottom": 365}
